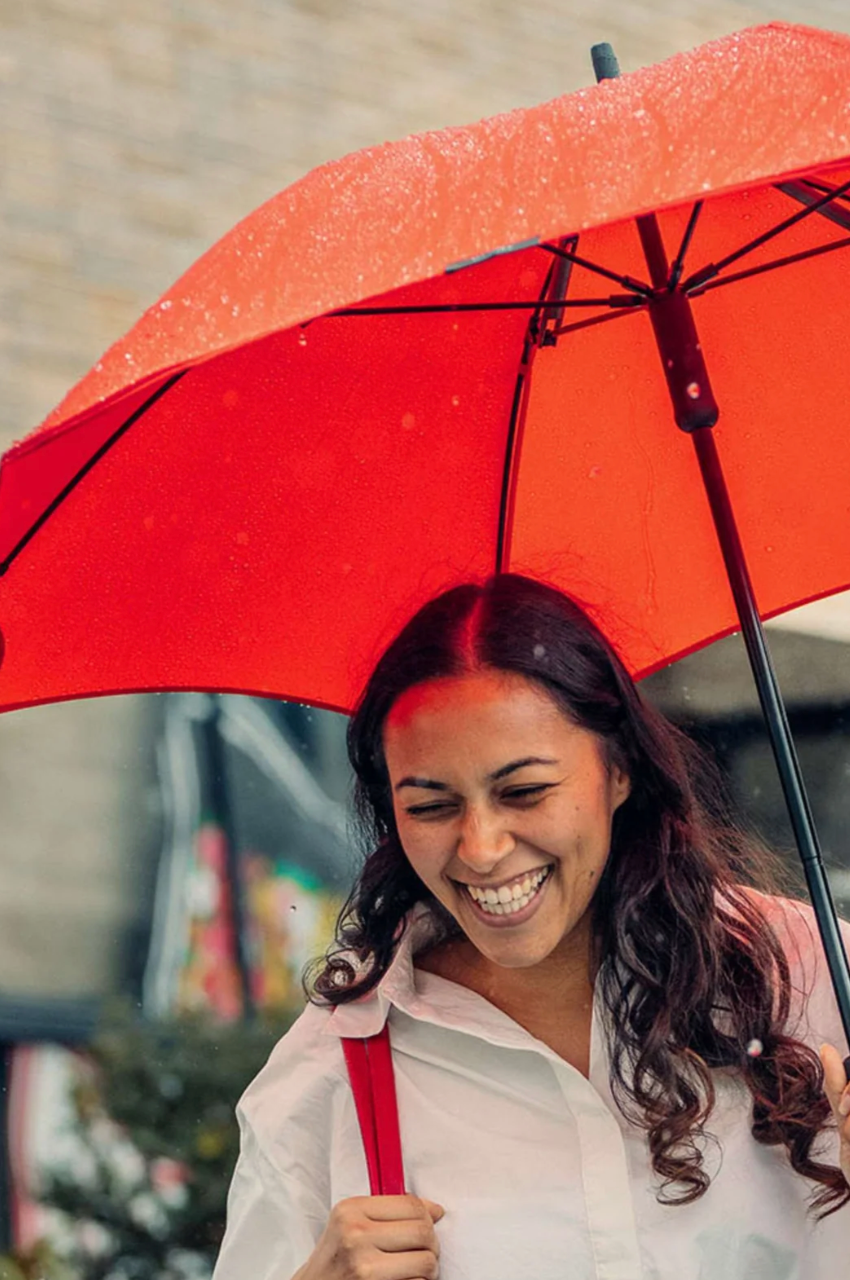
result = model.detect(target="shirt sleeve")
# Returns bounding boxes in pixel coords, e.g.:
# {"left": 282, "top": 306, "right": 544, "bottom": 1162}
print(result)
{"left": 212, "top": 1123, "right": 329, "bottom": 1280}
{"left": 212, "top": 1003, "right": 342, "bottom": 1280}
{"left": 772, "top": 895, "right": 850, "bottom": 1053}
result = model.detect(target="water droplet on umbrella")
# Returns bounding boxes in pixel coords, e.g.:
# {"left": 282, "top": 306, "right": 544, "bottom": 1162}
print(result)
{"left": 159, "top": 300, "right": 173, "bottom": 311}
{"left": 290, "top": 904, "right": 297, "bottom": 912}
{"left": 533, "top": 644, "right": 546, "bottom": 659}
{"left": 746, "top": 1038, "right": 763, "bottom": 1058}
{"left": 686, "top": 382, "right": 700, "bottom": 399}
{"left": 451, "top": 395, "right": 460, "bottom": 407}
{"left": 298, "top": 331, "right": 308, "bottom": 347}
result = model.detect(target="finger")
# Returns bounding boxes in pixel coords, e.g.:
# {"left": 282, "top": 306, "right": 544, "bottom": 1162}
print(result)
{"left": 819, "top": 1043, "right": 850, "bottom": 1118}
{"left": 372, "top": 1249, "right": 439, "bottom": 1280}
{"left": 360, "top": 1194, "right": 445, "bottom": 1222}
{"left": 371, "top": 1216, "right": 440, "bottom": 1257}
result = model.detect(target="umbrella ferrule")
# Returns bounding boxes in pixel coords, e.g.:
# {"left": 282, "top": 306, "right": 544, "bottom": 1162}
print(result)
{"left": 647, "top": 289, "right": 719, "bottom": 432}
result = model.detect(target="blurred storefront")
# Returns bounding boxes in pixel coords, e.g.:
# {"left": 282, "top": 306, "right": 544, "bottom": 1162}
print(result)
{"left": 1, "top": 692, "right": 352, "bottom": 1270}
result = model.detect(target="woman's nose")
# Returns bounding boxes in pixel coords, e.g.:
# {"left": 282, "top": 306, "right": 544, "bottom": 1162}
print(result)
{"left": 457, "top": 807, "right": 515, "bottom": 872}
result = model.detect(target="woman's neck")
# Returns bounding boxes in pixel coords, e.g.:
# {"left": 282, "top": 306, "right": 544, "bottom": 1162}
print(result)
{"left": 416, "top": 916, "right": 598, "bottom": 1024}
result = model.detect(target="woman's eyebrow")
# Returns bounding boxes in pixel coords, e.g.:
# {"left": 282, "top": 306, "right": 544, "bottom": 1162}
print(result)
{"left": 394, "top": 756, "right": 559, "bottom": 792}
{"left": 394, "top": 775, "right": 449, "bottom": 792}
{"left": 488, "top": 755, "right": 560, "bottom": 781}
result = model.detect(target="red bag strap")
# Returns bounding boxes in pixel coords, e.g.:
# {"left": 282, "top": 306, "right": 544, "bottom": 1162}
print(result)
{"left": 341, "top": 1022, "right": 406, "bottom": 1196}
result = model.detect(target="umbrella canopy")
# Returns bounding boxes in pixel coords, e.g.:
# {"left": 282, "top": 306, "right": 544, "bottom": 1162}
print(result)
{"left": 2, "top": 21, "right": 850, "bottom": 714}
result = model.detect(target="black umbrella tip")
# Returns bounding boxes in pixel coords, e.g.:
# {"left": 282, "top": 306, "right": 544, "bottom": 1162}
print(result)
{"left": 591, "top": 43, "right": 621, "bottom": 82}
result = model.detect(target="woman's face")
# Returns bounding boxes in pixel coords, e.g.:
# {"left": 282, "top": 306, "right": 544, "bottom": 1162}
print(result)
{"left": 383, "top": 668, "right": 630, "bottom": 971}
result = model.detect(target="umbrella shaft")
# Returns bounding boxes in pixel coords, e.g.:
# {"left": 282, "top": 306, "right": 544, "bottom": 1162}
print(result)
{"left": 627, "top": 179, "right": 850, "bottom": 1061}
{"left": 691, "top": 427, "right": 850, "bottom": 1055}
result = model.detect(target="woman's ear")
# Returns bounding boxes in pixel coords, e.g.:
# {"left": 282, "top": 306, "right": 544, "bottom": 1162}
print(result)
{"left": 610, "top": 762, "right": 631, "bottom": 813}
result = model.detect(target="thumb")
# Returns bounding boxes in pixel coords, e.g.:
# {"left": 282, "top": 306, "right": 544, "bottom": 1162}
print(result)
{"left": 819, "top": 1043, "right": 850, "bottom": 1117}
{"left": 424, "top": 1199, "right": 446, "bottom": 1221}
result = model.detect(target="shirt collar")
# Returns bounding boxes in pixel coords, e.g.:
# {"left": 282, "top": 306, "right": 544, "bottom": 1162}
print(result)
{"left": 325, "top": 904, "right": 609, "bottom": 1067}
{"left": 324, "top": 902, "right": 441, "bottom": 1040}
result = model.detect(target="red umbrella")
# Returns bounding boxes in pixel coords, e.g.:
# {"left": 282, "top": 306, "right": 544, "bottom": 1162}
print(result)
{"left": 1, "top": 22, "right": 850, "bottom": 1055}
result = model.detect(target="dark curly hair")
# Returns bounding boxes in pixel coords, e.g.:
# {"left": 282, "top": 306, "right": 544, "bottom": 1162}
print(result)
{"left": 305, "top": 573, "right": 848, "bottom": 1218}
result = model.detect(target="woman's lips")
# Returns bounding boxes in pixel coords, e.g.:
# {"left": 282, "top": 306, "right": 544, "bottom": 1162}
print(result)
{"left": 458, "top": 865, "right": 553, "bottom": 929}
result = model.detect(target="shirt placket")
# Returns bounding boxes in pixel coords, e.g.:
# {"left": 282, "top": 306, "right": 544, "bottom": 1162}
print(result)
{"left": 550, "top": 1058, "right": 644, "bottom": 1280}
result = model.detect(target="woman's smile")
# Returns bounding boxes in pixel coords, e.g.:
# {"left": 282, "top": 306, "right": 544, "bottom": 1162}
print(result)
{"left": 455, "top": 863, "right": 555, "bottom": 927}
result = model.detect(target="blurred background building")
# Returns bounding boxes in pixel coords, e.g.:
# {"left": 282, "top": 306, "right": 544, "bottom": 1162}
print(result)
{"left": 2, "top": 1, "right": 850, "bottom": 1273}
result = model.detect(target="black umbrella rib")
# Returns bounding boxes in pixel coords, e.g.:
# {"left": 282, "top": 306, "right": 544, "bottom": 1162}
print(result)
{"left": 686, "top": 232, "right": 850, "bottom": 297}
{"left": 496, "top": 338, "right": 533, "bottom": 575}
{"left": 551, "top": 304, "right": 646, "bottom": 340}
{"left": 540, "top": 243, "right": 653, "bottom": 297}
{"left": 495, "top": 255, "right": 573, "bottom": 573}
{"left": 681, "top": 173, "right": 850, "bottom": 292}
{"left": 775, "top": 180, "right": 850, "bottom": 232}
{"left": 667, "top": 201, "right": 703, "bottom": 290}
{"left": 0, "top": 370, "right": 187, "bottom": 576}
{"left": 798, "top": 177, "right": 850, "bottom": 207}
{"left": 326, "top": 296, "right": 643, "bottom": 317}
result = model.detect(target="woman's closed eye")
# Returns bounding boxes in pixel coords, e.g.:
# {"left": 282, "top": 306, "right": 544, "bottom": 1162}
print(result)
{"left": 404, "top": 783, "right": 555, "bottom": 818}
{"left": 404, "top": 799, "right": 459, "bottom": 818}
{"left": 500, "top": 783, "right": 554, "bottom": 805}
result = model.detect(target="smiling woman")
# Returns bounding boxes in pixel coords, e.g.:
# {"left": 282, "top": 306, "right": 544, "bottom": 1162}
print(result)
{"left": 213, "top": 575, "right": 850, "bottom": 1280}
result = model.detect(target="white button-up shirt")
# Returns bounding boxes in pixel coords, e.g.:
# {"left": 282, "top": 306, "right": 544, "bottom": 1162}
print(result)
{"left": 213, "top": 893, "right": 850, "bottom": 1279}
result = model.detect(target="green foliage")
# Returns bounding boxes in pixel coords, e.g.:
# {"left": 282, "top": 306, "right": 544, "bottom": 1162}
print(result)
{"left": 0, "top": 1241, "right": 75, "bottom": 1280}
{"left": 25, "top": 1001, "right": 295, "bottom": 1280}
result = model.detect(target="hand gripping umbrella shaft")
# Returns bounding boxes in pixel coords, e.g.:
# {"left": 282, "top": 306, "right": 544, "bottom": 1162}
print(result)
{"left": 592, "top": 44, "right": 850, "bottom": 1077}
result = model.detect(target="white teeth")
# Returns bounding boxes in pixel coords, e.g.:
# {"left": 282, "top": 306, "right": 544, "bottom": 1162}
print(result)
{"left": 464, "top": 867, "right": 551, "bottom": 916}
